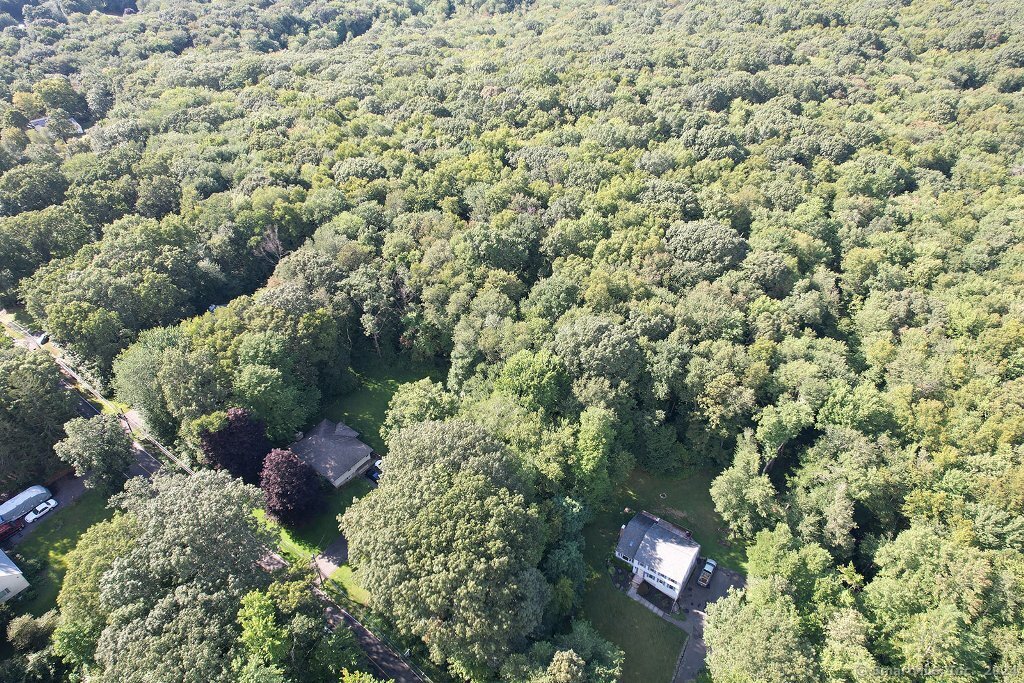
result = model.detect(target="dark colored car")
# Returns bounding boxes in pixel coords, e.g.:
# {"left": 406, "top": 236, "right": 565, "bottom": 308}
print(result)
{"left": 697, "top": 558, "right": 717, "bottom": 587}
{"left": 0, "top": 518, "right": 25, "bottom": 543}
{"left": 365, "top": 458, "right": 383, "bottom": 483}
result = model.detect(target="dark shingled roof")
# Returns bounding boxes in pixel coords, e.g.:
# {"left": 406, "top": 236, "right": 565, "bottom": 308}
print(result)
{"left": 291, "top": 419, "right": 373, "bottom": 485}
{"left": 617, "top": 511, "right": 656, "bottom": 559}
{"left": 616, "top": 511, "right": 700, "bottom": 583}
{"left": 27, "top": 116, "right": 84, "bottom": 134}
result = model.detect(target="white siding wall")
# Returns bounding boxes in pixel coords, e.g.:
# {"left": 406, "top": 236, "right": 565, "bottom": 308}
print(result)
{"left": 631, "top": 561, "right": 684, "bottom": 599}
{"left": 615, "top": 550, "right": 699, "bottom": 601}
{"left": 0, "top": 571, "right": 29, "bottom": 603}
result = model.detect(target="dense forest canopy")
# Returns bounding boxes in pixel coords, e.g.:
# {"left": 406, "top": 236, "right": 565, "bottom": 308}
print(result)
{"left": 1, "top": 0, "right": 1024, "bottom": 680}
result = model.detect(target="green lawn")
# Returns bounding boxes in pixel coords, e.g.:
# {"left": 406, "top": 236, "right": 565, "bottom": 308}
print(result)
{"left": 0, "top": 305, "right": 35, "bottom": 329}
{"left": 261, "top": 477, "right": 375, "bottom": 564}
{"left": 582, "top": 503, "right": 688, "bottom": 683}
{"left": 580, "top": 467, "right": 744, "bottom": 683}
{"left": 265, "top": 356, "right": 441, "bottom": 607}
{"left": 329, "top": 564, "right": 371, "bottom": 605}
{"left": 323, "top": 355, "right": 442, "bottom": 454}
{"left": 10, "top": 489, "right": 113, "bottom": 617}
{"left": 266, "top": 355, "right": 439, "bottom": 564}
{"left": 620, "top": 468, "right": 746, "bottom": 572}
{"left": 581, "top": 565, "right": 688, "bottom": 683}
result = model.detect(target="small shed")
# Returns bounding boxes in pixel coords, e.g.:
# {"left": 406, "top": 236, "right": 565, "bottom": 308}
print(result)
{"left": 291, "top": 419, "right": 374, "bottom": 488}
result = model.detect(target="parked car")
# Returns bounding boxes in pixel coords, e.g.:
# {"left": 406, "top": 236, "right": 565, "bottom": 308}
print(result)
{"left": 697, "top": 558, "right": 717, "bottom": 587}
{"left": 0, "top": 518, "right": 24, "bottom": 543}
{"left": 36, "top": 332, "right": 49, "bottom": 345}
{"left": 0, "top": 485, "right": 53, "bottom": 523}
{"left": 24, "top": 498, "right": 58, "bottom": 523}
{"left": 365, "top": 459, "right": 383, "bottom": 483}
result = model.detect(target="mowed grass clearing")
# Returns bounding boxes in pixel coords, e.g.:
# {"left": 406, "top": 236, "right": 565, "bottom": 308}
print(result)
{"left": 260, "top": 477, "right": 375, "bottom": 564}
{"left": 622, "top": 468, "right": 746, "bottom": 573}
{"left": 581, "top": 467, "right": 744, "bottom": 683}
{"left": 582, "top": 504, "right": 688, "bottom": 683}
{"left": 328, "top": 564, "right": 371, "bottom": 605}
{"left": 323, "top": 355, "right": 443, "bottom": 454}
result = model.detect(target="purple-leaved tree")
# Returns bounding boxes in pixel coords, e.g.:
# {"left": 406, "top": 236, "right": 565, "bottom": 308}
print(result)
{"left": 261, "top": 448, "right": 322, "bottom": 524}
{"left": 199, "top": 407, "right": 272, "bottom": 484}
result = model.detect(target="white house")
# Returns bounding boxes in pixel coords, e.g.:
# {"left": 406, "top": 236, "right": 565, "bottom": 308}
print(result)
{"left": 615, "top": 511, "right": 700, "bottom": 601}
{"left": 0, "top": 549, "right": 29, "bottom": 603}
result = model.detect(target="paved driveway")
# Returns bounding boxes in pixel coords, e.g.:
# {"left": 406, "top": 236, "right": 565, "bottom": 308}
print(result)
{"left": 315, "top": 535, "right": 349, "bottom": 578}
{"left": 673, "top": 562, "right": 745, "bottom": 682}
{"left": 5, "top": 442, "right": 159, "bottom": 548}
{"left": 5, "top": 474, "right": 86, "bottom": 546}
{"left": 314, "top": 476, "right": 375, "bottom": 579}
{"left": 317, "top": 587, "right": 426, "bottom": 683}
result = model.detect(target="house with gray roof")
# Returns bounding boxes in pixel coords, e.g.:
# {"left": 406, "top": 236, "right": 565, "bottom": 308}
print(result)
{"left": 291, "top": 419, "right": 374, "bottom": 488}
{"left": 615, "top": 511, "right": 700, "bottom": 600}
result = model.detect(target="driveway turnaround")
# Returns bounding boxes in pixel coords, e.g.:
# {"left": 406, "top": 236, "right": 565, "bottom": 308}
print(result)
{"left": 315, "top": 535, "right": 349, "bottom": 579}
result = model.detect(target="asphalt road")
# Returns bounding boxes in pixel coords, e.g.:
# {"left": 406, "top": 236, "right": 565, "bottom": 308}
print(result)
{"left": 3, "top": 310, "right": 422, "bottom": 682}
{"left": 319, "top": 588, "right": 426, "bottom": 683}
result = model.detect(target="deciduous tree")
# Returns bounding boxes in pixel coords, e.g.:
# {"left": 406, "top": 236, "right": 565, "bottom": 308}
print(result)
{"left": 341, "top": 421, "right": 549, "bottom": 679}
{"left": 78, "top": 472, "right": 275, "bottom": 683}
{"left": 55, "top": 414, "right": 134, "bottom": 493}
{"left": 260, "top": 449, "right": 321, "bottom": 525}
{"left": 0, "top": 346, "right": 77, "bottom": 491}
{"left": 198, "top": 407, "right": 272, "bottom": 484}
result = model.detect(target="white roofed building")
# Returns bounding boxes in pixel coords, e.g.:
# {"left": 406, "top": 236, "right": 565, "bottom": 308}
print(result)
{"left": 615, "top": 511, "right": 700, "bottom": 601}
{"left": 0, "top": 485, "right": 52, "bottom": 523}
{"left": 0, "top": 549, "right": 29, "bottom": 603}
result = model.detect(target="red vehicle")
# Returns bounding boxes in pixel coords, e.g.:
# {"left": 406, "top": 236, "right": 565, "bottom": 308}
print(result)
{"left": 0, "top": 518, "right": 25, "bottom": 543}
